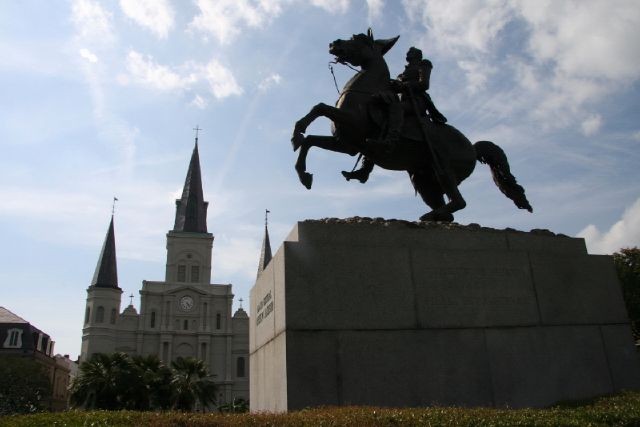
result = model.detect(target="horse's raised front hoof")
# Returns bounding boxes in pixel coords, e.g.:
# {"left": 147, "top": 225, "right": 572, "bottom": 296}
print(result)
{"left": 291, "top": 133, "right": 304, "bottom": 152}
{"left": 420, "top": 211, "right": 454, "bottom": 222}
{"left": 300, "top": 172, "right": 313, "bottom": 189}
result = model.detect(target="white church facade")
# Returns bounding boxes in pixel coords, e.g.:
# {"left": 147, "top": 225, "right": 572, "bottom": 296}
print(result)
{"left": 80, "top": 139, "right": 249, "bottom": 403}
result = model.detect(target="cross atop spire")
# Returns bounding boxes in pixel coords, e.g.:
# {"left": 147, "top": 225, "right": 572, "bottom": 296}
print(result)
{"left": 112, "top": 197, "right": 118, "bottom": 216}
{"left": 239, "top": 298, "right": 243, "bottom": 309}
{"left": 193, "top": 125, "right": 202, "bottom": 143}
{"left": 129, "top": 293, "right": 134, "bottom": 305}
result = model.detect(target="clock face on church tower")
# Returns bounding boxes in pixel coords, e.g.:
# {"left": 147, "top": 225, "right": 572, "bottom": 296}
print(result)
{"left": 180, "top": 295, "right": 194, "bottom": 311}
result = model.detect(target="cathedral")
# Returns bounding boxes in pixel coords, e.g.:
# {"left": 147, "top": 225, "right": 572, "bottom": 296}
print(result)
{"left": 80, "top": 138, "right": 250, "bottom": 403}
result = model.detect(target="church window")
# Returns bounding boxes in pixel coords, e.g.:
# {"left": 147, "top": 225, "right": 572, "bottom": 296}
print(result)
{"left": 110, "top": 308, "right": 117, "bottom": 324}
{"left": 150, "top": 311, "right": 156, "bottom": 328}
{"left": 216, "top": 313, "right": 221, "bottom": 330}
{"left": 183, "top": 319, "right": 189, "bottom": 330}
{"left": 201, "top": 343, "right": 207, "bottom": 360}
{"left": 177, "top": 265, "right": 186, "bottom": 282}
{"left": 190, "top": 265, "right": 200, "bottom": 282}
{"left": 3, "top": 328, "right": 23, "bottom": 348}
{"left": 96, "top": 306, "right": 105, "bottom": 323}
{"left": 85, "top": 307, "right": 90, "bottom": 324}
{"left": 237, "top": 357, "right": 245, "bottom": 377}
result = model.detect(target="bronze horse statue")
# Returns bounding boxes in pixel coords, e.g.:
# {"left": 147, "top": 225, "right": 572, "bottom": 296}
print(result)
{"left": 291, "top": 30, "right": 532, "bottom": 222}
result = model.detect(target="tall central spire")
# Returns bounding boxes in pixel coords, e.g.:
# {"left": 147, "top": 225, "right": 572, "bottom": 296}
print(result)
{"left": 173, "top": 140, "right": 209, "bottom": 233}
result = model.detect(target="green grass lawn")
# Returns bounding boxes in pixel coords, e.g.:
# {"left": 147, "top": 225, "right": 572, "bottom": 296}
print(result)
{"left": 2, "top": 392, "right": 640, "bottom": 426}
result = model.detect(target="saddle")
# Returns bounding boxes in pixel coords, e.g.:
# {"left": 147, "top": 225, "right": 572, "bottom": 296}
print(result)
{"left": 367, "top": 99, "right": 428, "bottom": 143}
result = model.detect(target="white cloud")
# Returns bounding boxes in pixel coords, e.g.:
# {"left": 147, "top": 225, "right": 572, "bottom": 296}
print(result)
{"left": 366, "top": 0, "right": 384, "bottom": 22}
{"left": 258, "top": 73, "right": 282, "bottom": 91}
{"left": 119, "top": 0, "right": 175, "bottom": 39}
{"left": 517, "top": 0, "right": 640, "bottom": 82}
{"left": 578, "top": 198, "right": 640, "bottom": 254}
{"left": 125, "top": 50, "right": 243, "bottom": 99}
{"left": 311, "top": 0, "right": 350, "bottom": 14}
{"left": 457, "top": 59, "right": 492, "bottom": 93}
{"left": 202, "top": 59, "right": 244, "bottom": 98}
{"left": 214, "top": 235, "right": 261, "bottom": 281}
{"left": 403, "top": 0, "right": 640, "bottom": 129}
{"left": 126, "top": 50, "right": 191, "bottom": 91}
{"left": 581, "top": 113, "right": 602, "bottom": 136}
{"left": 633, "top": 131, "right": 640, "bottom": 141}
{"left": 189, "top": 0, "right": 289, "bottom": 44}
{"left": 190, "top": 94, "right": 208, "bottom": 109}
{"left": 79, "top": 48, "right": 98, "bottom": 63}
{"left": 70, "top": 0, "right": 115, "bottom": 45}
{"left": 404, "top": 0, "right": 513, "bottom": 54}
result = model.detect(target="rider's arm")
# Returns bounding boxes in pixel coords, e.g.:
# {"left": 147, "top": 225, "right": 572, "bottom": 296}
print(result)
{"left": 416, "top": 60, "right": 432, "bottom": 91}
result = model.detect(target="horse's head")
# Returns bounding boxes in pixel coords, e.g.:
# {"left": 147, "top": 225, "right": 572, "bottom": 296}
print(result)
{"left": 329, "top": 29, "right": 399, "bottom": 68}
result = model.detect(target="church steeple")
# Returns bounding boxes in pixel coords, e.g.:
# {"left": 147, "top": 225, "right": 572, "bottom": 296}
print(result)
{"left": 91, "top": 215, "right": 119, "bottom": 289}
{"left": 257, "top": 209, "right": 272, "bottom": 277}
{"left": 173, "top": 139, "right": 208, "bottom": 233}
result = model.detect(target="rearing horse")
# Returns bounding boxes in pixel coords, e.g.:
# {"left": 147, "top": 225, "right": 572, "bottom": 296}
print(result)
{"left": 291, "top": 30, "right": 532, "bottom": 222}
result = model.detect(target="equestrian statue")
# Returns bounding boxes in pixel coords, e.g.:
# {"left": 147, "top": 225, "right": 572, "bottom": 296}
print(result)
{"left": 291, "top": 29, "right": 532, "bottom": 222}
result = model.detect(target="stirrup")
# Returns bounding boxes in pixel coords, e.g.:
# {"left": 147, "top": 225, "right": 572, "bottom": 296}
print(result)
{"left": 341, "top": 169, "right": 370, "bottom": 184}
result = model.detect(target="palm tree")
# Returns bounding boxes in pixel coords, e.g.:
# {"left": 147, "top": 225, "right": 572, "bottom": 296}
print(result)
{"left": 131, "top": 355, "right": 174, "bottom": 410}
{"left": 170, "top": 357, "right": 217, "bottom": 411}
{"left": 70, "top": 352, "right": 133, "bottom": 409}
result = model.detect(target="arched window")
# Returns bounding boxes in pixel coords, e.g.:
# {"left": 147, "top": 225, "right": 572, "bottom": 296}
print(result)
{"left": 177, "top": 265, "right": 186, "bottom": 282}
{"left": 237, "top": 357, "right": 245, "bottom": 377}
{"left": 183, "top": 319, "right": 188, "bottom": 330}
{"left": 150, "top": 311, "right": 156, "bottom": 328}
{"left": 216, "top": 313, "right": 221, "bottom": 330}
{"left": 190, "top": 265, "right": 200, "bottom": 282}
{"left": 110, "top": 308, "right": 117, "bottom": 324}
{"left": 84, "top": 307, "right": 90, "bottom": 324}
{"left": 96, "top": 306, "right": 104, "bottom": 323}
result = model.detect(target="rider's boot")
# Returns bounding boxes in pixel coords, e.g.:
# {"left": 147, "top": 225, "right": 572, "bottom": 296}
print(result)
{"left": 342, "top": 157, "right": 375, "bottom": 183}
{"left": 425, "top": 94, "right": 447, "bottom": 124}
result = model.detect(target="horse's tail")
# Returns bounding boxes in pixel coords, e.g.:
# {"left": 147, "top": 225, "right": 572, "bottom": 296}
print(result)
{"left": 474, "top": 140, "right": 533, "bottom": 212}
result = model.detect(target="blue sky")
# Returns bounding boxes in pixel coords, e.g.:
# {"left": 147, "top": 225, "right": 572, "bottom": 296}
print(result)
{"left": 1, "top": 0, "right": 639, "bottom": 358}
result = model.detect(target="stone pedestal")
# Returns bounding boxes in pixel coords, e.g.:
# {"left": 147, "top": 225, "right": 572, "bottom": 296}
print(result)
{"left": 249, "top": 219, "right": 640, "bottom": 411}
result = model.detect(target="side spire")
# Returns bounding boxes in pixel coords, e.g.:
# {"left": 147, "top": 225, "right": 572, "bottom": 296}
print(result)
{"left": 91, "top": 215, "right": 119, "bottom": 289}
{"left": 173, "top": 135, "right": 209, "bottom": 233}
{"left": 257, "top": 209, "right": 272, "bottom": 277}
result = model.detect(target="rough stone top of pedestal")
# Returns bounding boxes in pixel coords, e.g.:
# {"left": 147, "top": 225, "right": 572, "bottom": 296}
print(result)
{"left": 285, "top": 217, "right": 586, "bottom": 255}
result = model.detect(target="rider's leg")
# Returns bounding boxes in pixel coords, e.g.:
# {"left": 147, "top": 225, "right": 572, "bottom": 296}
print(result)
{"left": 425, "top": 93, "right": 447, "bottom": 124}
{"left": 342, "top": 157, "right": 375, "bottom": 183}
{"left": 367, "top": 102, "right": 403, "bottom": 147}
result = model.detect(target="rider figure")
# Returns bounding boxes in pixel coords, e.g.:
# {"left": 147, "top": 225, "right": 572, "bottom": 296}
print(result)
{"left": 342, "top": 47, "right": 447, "bottom": 183}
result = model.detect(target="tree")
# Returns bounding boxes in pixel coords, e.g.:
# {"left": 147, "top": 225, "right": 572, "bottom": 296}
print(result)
{"left": 0, "top": 356, "right": 52, "bottom": 415}
{"left": 70, "top": 352, "right": 133, "bottom": 409}
{"left": 613, "top": 247, "right": 640, "bottom": 340}
{"left": 171, "top": 357, "right": 217, "bottom": 412}
{"left": 130, "top": 355, "right": 174, "bottom": 410}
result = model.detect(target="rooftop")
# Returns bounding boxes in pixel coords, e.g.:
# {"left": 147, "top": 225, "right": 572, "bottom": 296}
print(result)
{"left": 0, "top": 306, "right": 29, "bottom": 324}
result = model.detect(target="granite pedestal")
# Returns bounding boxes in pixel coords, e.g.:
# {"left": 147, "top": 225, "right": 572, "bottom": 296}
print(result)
{"left": 250, "top": 219, "right": 640, "bottom": 411}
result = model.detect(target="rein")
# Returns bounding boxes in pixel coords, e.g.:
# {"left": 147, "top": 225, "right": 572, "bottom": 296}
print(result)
{"left": 327, "top": 59, "right": 371, "bottom": 173}
{"left": 328, "top": 60, "right": 369, "bottom": 96}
